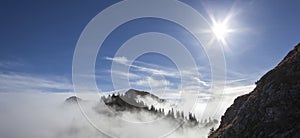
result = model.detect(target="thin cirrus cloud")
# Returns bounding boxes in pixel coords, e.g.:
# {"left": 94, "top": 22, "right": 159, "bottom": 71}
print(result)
{"left": 0, "top": 72, "right": 73, "bottom": 93}
{"left": 104, "top": 56, "right": 209, "bottom": 87}
{"left": 134, "top": 76, "right": 173, "bottom": 88}
{"left": 104, "top": 56, "right": 178, "bottom": 78}
{"left": 0, "top": 60, "right": 24, "bottom": 69}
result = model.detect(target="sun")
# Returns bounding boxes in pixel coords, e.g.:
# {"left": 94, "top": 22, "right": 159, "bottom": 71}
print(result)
{"left": 212, "top": 22, "right": 230, "bottom": 41}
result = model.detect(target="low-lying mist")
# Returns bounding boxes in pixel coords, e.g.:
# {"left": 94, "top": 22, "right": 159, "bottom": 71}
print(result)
{"left": 0, "top": 92, "right": 218, "bottom": 138}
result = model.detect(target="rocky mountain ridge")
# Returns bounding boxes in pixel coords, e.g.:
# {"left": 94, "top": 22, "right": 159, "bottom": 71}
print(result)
{"left": 209, "top": 43, "right": 300, "bottom": 137}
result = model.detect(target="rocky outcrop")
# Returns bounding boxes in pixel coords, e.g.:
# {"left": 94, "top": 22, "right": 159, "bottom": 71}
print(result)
{"left": 210, "top": 43, "right": 300, "bottom": 137}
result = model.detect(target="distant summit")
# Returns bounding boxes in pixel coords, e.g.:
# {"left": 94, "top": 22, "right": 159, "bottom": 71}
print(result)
{"left": 126, "top": 89, "right": 151, "bottom": 96}
{"left": 101, "top": 89, "right": 165, "bottom": 111}
{"left": 210, "top": 43, "right": 300, "bottom": 137}
{"left": 125, "top": 89, "right": 165, "bottom": 102}
{"left": 65, "top": 96, "right": 82, "bottom": 103}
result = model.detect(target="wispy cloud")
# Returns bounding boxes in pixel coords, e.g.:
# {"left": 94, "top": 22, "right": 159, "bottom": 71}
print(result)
{"left": 104, "top": 56, "right": 130, "bottom": 65}
{"left": 0, "top": 72, "right": 73, "bottom": 93}
{"left": 0, "top": 60, "right": 23, "bottom": 69}
{"left": 134, "top": 76, "right": 173, "bottom": 88}
{"left": 108, "top": 69, "right": 141, "bottom": 79}
{"left": 105, "top": 56, "right": 178, "bottom": 78}
{"left": 104, "top": 56, "right": 209, "bottom": 89}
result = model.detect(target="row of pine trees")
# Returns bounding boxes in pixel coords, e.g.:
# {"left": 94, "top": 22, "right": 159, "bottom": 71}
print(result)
{"left": 102, "top": 93, "right": 217, "bottom": 126}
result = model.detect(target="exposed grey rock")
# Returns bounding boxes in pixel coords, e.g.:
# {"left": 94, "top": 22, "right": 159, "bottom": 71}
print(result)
{"left": 210, "top": 43, "right": 300, "bottom": 138}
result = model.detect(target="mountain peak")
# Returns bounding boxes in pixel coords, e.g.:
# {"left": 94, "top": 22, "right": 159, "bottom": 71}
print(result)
{"left": 65, "top": 96, "right": 82, "bottom": 103}
{"left": 277, "top": 43, "right": 300, "bottom": 67}
{"left": 125, "top": 89, "right": 163, "bottom": 101}
{"left": 126, "top": 89, "right": 150, "bottom": 96}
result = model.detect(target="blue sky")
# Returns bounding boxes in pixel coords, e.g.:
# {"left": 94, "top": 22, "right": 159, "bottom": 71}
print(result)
{"left": 0, "top": 0, "right": 300, "bottom": 95}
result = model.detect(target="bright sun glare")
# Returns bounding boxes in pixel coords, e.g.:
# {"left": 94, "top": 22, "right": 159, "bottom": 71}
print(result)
{"left": 212, "top": 22, "right": 230, "bottom": 41}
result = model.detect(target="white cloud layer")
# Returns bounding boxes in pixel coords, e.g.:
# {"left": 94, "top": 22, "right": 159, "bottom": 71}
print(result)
{"left": 0, "top": 92, "right": 216, "bottom": 138}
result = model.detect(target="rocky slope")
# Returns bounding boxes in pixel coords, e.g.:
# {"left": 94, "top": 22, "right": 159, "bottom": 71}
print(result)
{"left": 209, "top": 43, "right": 300, "bottom": 137}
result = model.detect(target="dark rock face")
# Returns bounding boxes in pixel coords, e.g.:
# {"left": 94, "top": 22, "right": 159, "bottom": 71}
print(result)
{"left": 210, "top": 44, "right": 300, "bottom": 138}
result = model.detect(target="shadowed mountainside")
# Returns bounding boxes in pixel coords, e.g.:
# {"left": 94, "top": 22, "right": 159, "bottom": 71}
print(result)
{"left": 210, "top": 43, "right": 300, "bottom": 137}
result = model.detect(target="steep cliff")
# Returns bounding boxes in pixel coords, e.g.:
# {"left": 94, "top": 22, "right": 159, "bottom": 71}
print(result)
{"left": 210, "top": 43, "right": 300, "bottom": 137}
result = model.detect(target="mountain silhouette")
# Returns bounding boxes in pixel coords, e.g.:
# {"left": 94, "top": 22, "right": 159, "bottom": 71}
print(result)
{"left": 66, "top": 89, "right": 218, "bottom": 128}
{"left": 65, "top": 96, "right": 82, "bottom": 103}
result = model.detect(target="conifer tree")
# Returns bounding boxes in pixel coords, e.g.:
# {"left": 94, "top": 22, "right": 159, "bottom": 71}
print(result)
{"left": 150, "top": 105, "right": 155, "bottom": 111}
{"left": 181, "top": 111, "right": 184, "bottom": 119}
{"left": 176, "top": 111, "right": 181, "bottom": 118}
